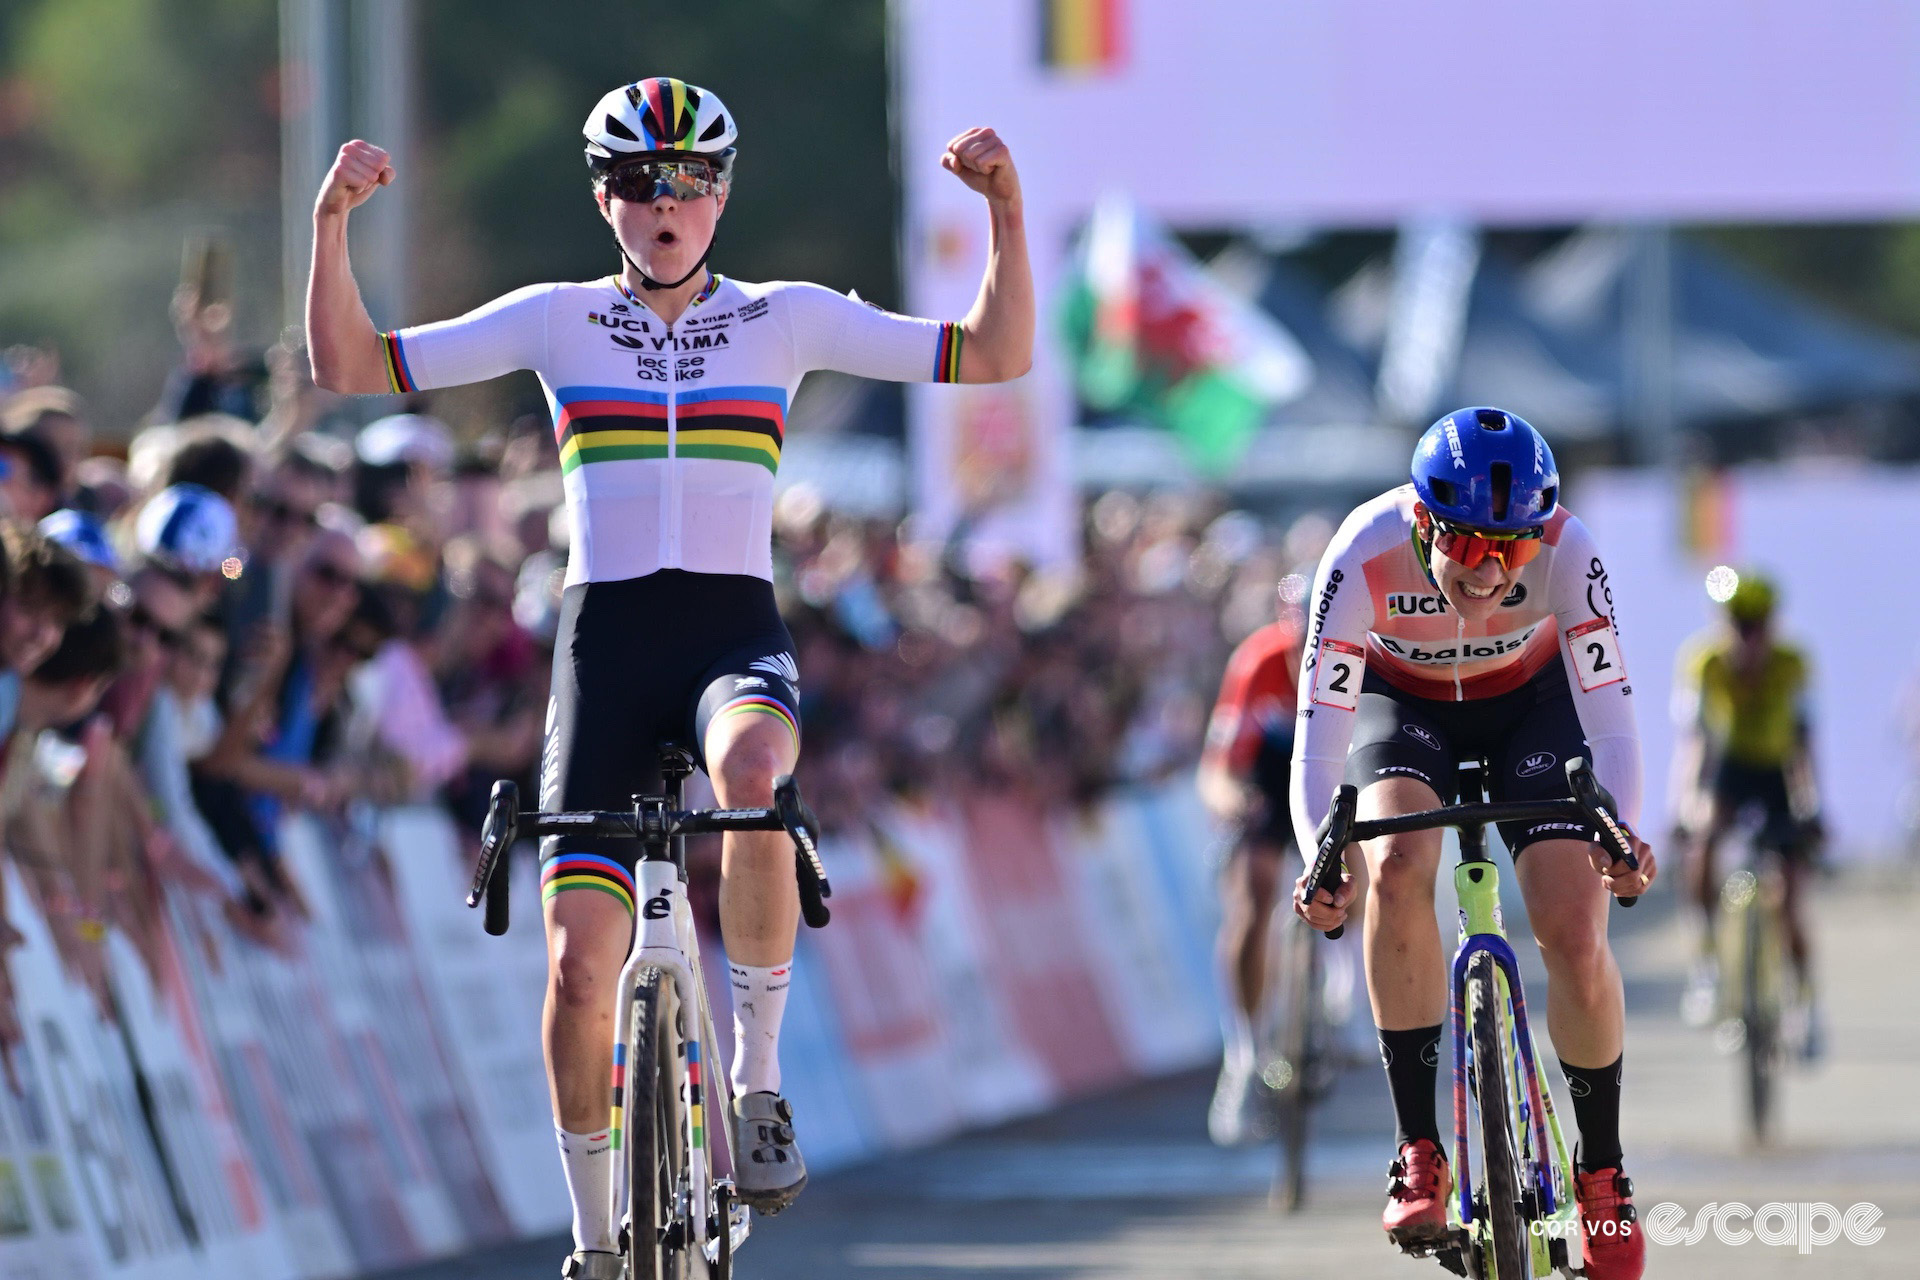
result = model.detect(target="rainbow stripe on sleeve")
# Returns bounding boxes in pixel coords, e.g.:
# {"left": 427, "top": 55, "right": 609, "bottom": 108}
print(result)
{"left": 381, "top": 332, "right": 417, "bottom": 394}
{"left": 933, "top": 323, "right": 964, "bottom": 383}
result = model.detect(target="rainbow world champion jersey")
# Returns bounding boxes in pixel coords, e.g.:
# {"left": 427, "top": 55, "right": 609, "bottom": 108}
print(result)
{"left": 380, "top": 275, "right": 962, "bottom": 584}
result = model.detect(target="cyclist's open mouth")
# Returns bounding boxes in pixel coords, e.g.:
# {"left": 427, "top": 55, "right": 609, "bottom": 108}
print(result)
{"left": 654, "top": 230, "right": 678, "bottom": 246}
{"left": 1459, "top": 580, "right": 1499, "bottom": 600}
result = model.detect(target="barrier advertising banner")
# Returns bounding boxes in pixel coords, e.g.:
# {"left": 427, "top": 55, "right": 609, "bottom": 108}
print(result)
{"left": 3, "top": 782, "right": 1224, "bottom": 1278}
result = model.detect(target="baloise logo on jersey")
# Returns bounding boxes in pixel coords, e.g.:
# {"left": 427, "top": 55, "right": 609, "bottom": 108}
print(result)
{"left": 1373, "top": 621, "right": 1542, "bottom": 665}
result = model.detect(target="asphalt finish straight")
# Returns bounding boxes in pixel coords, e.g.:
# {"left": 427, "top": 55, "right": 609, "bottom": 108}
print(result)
{"left": 375, "top": 872, "right": 1919, "bottom": 1279}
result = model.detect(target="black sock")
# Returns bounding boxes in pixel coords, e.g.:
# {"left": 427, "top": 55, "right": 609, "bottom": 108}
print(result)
{"left": 1378, "top": 1025, "right": 1444, "bottom": 1149}
{"left": 1561, "top": 1055, "right": 1624, "bottom": 1171}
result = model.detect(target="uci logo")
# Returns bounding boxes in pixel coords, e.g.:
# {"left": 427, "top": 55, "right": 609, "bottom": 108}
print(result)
{"left": 1517, "top": 752, "right": 1556, "bottom": 778}
{"left": 1403, "top": 724, "right": 1442, "bottom": 751}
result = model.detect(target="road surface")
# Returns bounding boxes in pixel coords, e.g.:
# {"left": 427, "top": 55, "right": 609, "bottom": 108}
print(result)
{"left": 377, "top": 872, "right": 1918, "bottom": 1279}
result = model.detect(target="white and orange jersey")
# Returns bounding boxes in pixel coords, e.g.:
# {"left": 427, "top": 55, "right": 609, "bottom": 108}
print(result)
{"left": 1289, "top": 485, "right": 1642, "bottom": 848}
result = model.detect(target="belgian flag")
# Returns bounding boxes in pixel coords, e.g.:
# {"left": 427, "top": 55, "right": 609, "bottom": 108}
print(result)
{"left": 1039, "top": 0, "right": 1127, "bottom": 73}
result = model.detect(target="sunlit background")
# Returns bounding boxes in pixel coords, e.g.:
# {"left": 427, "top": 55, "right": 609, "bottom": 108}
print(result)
{"left": 4, "top": 3, "right": 1919, "bottom": 1278}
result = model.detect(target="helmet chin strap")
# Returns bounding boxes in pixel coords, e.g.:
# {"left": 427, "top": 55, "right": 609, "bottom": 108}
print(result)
{"left": 617, "top": 228, "right": 717, "bottom": 292}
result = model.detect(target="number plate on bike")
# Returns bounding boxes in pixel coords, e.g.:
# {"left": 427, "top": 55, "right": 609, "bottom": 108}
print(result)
{"left": 1311, "top": 639, "right": 1365, "bottom": 711}
{"left": 1566, "top": 616, "right": 1626, "bottom": 691}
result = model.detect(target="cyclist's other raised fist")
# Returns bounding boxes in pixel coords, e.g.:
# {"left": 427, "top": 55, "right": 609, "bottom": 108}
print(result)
{"left": 941, "top": 127, "right": 1021, "bottom": 207}
{"left": 316, "top": 140, "right": 394, "bottom": 218}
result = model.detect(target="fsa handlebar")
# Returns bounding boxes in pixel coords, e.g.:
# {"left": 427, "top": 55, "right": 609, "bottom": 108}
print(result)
{"left": 1303, "top": 756, "right": 1639, "bottom": 940}
{"left": 467, "top": 776, "right": 832, "bottom": 936}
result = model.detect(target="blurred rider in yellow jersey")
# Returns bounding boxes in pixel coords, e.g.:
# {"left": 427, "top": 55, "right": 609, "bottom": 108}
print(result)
{"left": 1671, "top": 569, "right": 1823, "bottom": 1054}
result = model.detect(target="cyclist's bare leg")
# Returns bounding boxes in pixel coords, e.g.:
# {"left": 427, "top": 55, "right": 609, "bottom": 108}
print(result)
{"left": 705, "top": 711, "right": 808, "bottom": 1206}
{"left": 707, "top": 713, "right": 801, "bottom": 967}
{"left": 1686, "top": 800, "right": 1733, "bottom": 948}
{"left": 1357, "top": 777, "right": 1449, "bottom": 1236}
{"left": 1357, "top": 777, "right": 1447, "bottom": 1030}
{"left": 543, "top": 886, "right": 637, "bottom": 1253}
{"left": 1514, "top": 838, "right": 1624, "bottom": 1066}
{"left": 1220, "top": 840, "right": 1284, "bottom": 1029}
{"left": 1779, "top": 856, "right": 1812, "bottom": 981}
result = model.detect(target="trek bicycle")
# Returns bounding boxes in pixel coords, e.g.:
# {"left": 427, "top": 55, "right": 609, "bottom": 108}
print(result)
{"left": 466, "top": 745, "right": 830, "bottom": 1280}
{"left": 1305, "top": 757, "right": 1639, "bottom": 1280}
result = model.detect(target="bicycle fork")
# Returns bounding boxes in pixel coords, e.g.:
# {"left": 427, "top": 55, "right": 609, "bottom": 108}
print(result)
{"left": 1449, "top": 862, "right": 1564, "bottom": 1230}
{"left": 609, "top": 860, "right": 720, "bottom": 1252}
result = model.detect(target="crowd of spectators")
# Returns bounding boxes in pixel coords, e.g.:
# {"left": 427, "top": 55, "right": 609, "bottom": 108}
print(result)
{"left": 0, "top": 292, "right": 1324, "bottom": 1046}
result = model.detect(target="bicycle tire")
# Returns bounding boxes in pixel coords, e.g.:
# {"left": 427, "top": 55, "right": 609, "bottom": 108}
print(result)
{"left": 1742, "top": 898, "right": 1778, "bottom": 1144}
{"left": 1273, "top": 917, "right": 1318, "bottom": 1212}
{"left": 627, "top": 966, "right": 697, "bottom": 1280}
{"left": 1467, "top": 950, "right": 1530, "bottom": 1280}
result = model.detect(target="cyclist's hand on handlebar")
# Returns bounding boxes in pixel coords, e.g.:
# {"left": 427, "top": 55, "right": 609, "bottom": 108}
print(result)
{"left": 316, "top": 140, "right": 394, "bottom": 218}
{"left": 1293, "top": 866, "right": 1354, "bottom": 931}
{"left": 1589, "top": 830, "right": 1655, "bottom": 900}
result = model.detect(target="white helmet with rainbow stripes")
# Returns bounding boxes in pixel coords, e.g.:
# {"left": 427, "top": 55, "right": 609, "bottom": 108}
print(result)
{"left": 582, "top": 77, "right": 737, "bottom": 180}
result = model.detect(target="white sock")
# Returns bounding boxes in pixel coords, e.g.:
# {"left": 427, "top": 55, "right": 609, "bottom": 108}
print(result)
{"left": 555, "top": 1125, "right": 615, "bottom": 1252}
{"left": 729, "top": 960, "right": 793, "bottom": 1096}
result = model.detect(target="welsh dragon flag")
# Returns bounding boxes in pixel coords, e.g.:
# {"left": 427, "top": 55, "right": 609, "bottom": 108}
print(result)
{"left": 1062, "top": 193, "right": 1311, "bottom": 472}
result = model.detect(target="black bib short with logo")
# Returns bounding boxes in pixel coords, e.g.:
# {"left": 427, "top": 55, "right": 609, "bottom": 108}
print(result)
{"left": 1345, "top": 661, "right": 1595, "bottom": 855}
{"left": 540, "top": 570, "right": 801, "bottom": 878}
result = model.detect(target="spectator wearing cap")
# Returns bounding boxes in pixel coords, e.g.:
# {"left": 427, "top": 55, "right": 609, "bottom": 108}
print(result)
{"left": 1, "top": 386, "right": 90, "bottom": 502}
{"left": 0, "top": 432, "right": 64, "bottom": 523}
{"left": 353, "top": 412, "right": 452, "bottom": 547}
{"left": 135, "top": 483, "right": 240, "bottom": 610}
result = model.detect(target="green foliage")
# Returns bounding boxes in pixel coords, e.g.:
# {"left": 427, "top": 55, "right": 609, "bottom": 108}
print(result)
{"left": 417, "top": 0, "right": 898, "bottom": 308}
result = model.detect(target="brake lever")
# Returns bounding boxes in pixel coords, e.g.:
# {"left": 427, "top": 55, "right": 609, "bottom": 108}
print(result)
{"left": 1565, "top": 758, "right": 1639, "bottom": 908}
{"left": 1306, "top": 785, "right": 1358, "bottom": 940}
{"left": 773, "top": 775, "right": 831, "bottom": 928}
{"left": 469, "top": 780, "right": 519, "bottom": 934}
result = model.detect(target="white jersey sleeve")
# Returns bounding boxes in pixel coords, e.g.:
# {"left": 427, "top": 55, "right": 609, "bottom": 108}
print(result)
{"left": 1546, "top": 515, "right": 1644, "bottom": 829}
{"left": 778, "top": 283, "right": 964, "bottom": 383}
{"left": 381, "top": 283, "right": 554, "bottom": 393}
{"left": 1289, "top": 510, "right": 1378, "bottom": 857}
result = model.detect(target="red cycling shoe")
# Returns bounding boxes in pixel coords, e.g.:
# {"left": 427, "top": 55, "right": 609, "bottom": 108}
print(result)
{"left": 1575, "top": 1164, "right": 1645, "bottom": 1280}
{"left": 1383, "top": 1138, "right": 1452, "bottom": 1245}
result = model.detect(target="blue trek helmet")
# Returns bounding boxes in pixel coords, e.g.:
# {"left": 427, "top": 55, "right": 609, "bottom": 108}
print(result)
{"left": 1410, "top": 407, "right": 1559, "bottom": 532}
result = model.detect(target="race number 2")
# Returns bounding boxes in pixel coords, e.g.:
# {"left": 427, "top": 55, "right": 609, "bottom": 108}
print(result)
{"left": 1566, "top": 616, "right": 1627, "bottom": 691}
{"left": 1311, "top": 639, "right": 1366, "bottom": 711}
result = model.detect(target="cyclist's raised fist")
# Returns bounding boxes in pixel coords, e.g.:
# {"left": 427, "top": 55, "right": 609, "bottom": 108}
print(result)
{"left": 316, "top": 140, "right": 394, "bottom": 218}
{"left": 941, "top": 127, "right": 1021, "bottom": 207}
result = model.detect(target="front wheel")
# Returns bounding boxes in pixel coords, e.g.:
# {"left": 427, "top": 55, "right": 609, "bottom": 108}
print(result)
{"left": 1467, "top": 950, "right": 1530, "bottom": 1280}
{"left": 626, "top": 966, "right": 698, "bottom": 1280}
